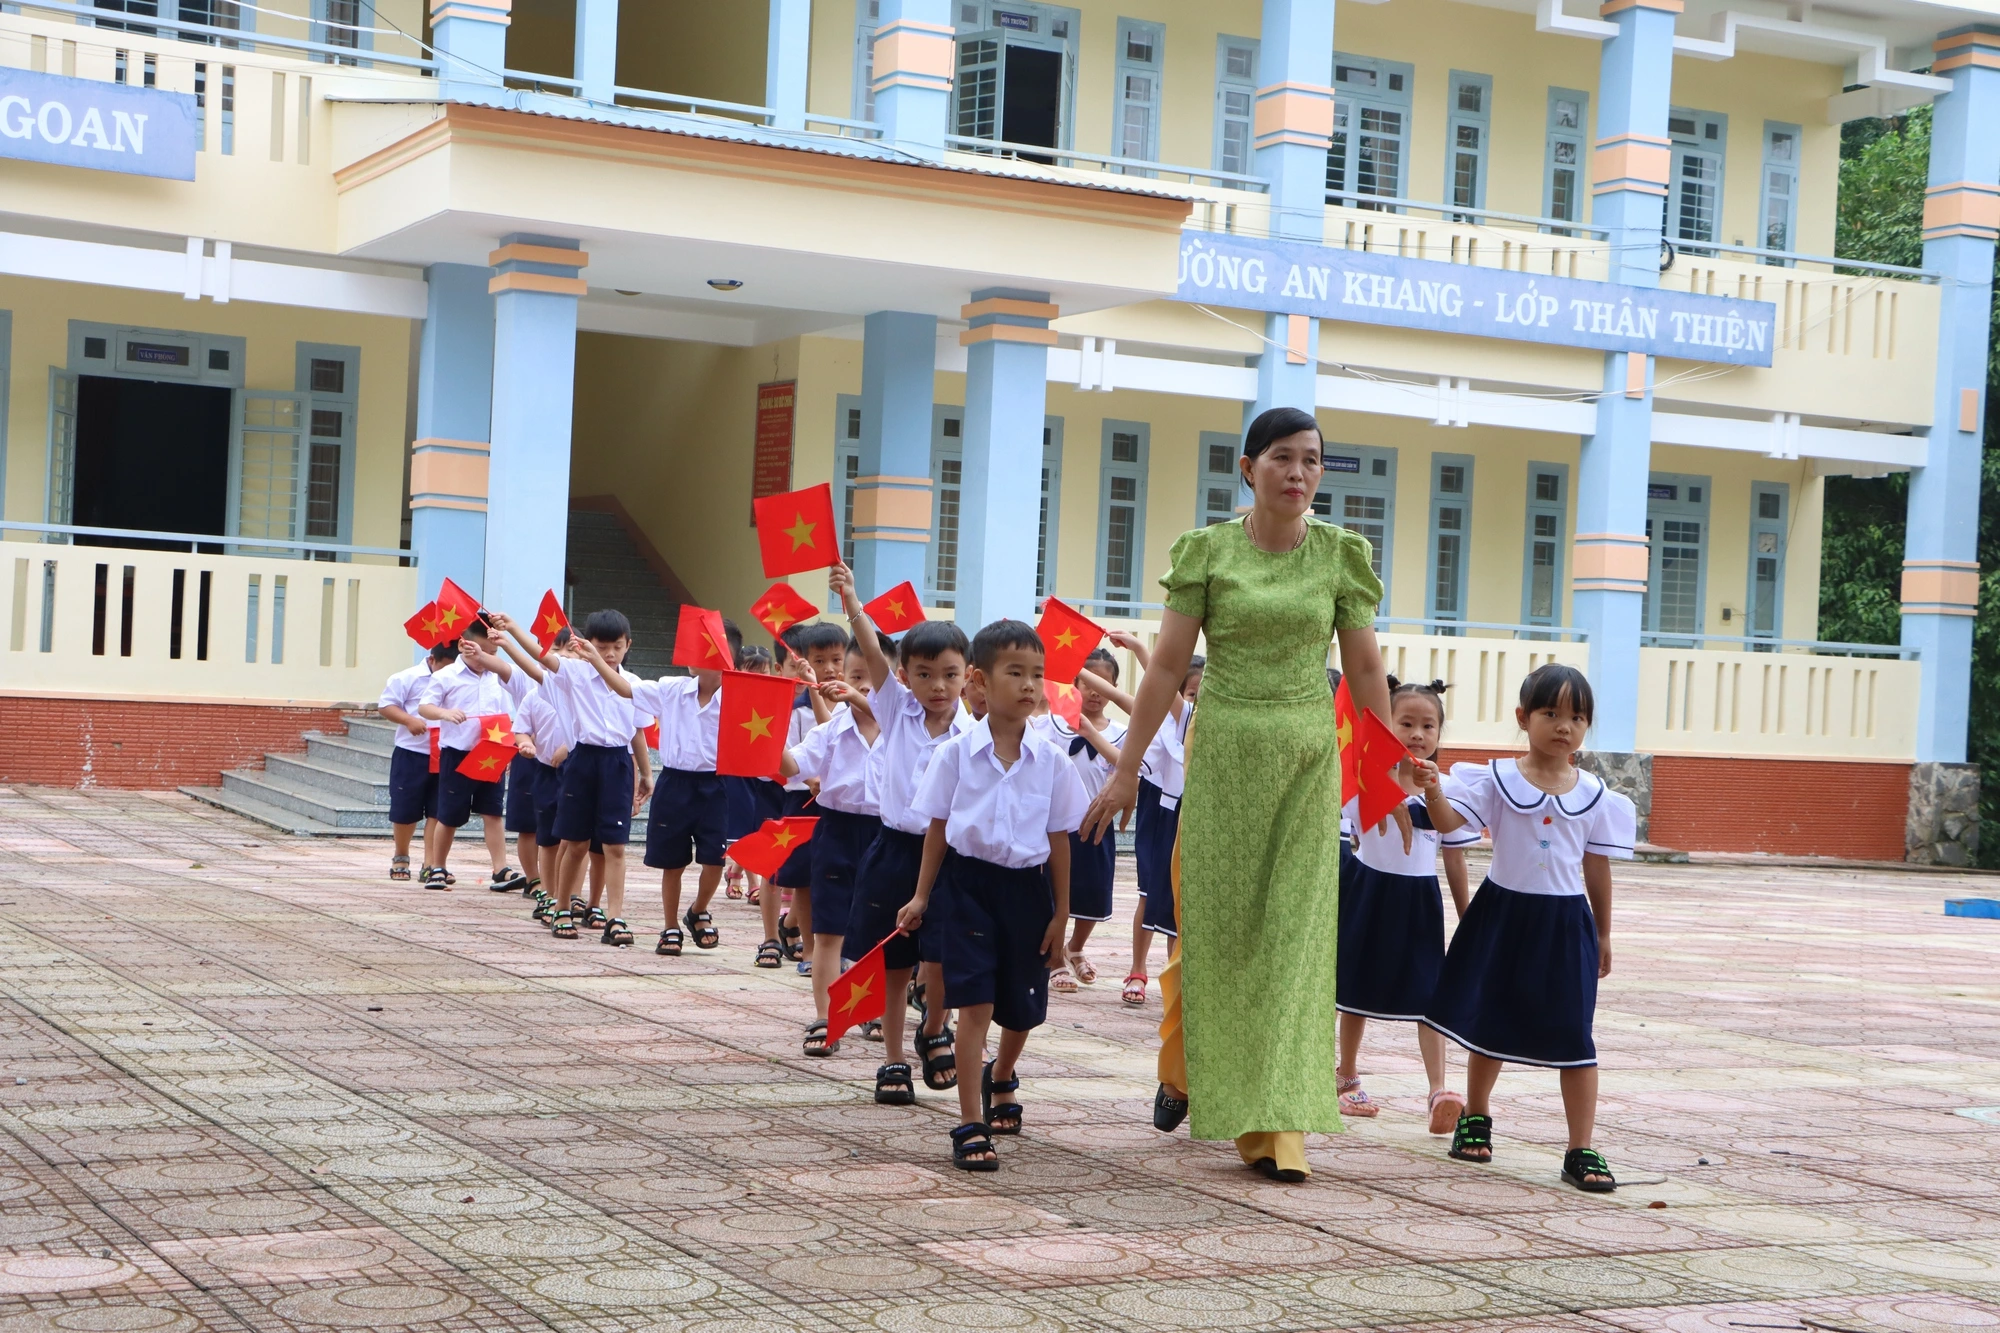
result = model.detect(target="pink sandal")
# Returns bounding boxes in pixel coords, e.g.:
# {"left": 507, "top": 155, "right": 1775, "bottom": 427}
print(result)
{"left": 1068, "top": 951, "right": 1097, "bottom": 985}
{"left": 1428, "top": 1088, "right": 1466, "bottom": 1135}
{"left": 1121, "top": 973, "right": 1148, "bottom": 1006}
{"left": 1049, "top": 965, "right": 1078, "bottom": 995}
{"left": 1337, "top": 1075, "right": 1379, "bottom": 1118}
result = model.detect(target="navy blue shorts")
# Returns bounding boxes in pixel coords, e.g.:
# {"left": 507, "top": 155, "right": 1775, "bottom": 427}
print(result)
{"left": 772, "top": 788, "right": 815, "bottom": 889}
{"left": 725, "top": 777, "right": 784, "bottom": 841}
{"left": 387, "top": 745, "right": 437, "bottom": 827}
{"left": 1135, "top": 781, "right": 1181, "bottom": 937}
{"left": 939, "top": 852, "right": 1055, "bottom": 1033}
{"left": 554, "top": 743, "right": 634, "bottom": 846}
{"left": 849, "top": 827, "right": 942, "bottom": 971}
{"left": 437, "top": 747, "right": 506, "bottom": 828}
{"left": 1066, "top": 829, "right": 1116, "bottom": 922}
{"left": 532, "top": 761, "right": 563, "bottom": 848}
{"left": 644, "top": 767, "right": 727, "bottom": 870}
{"left": 504, "top": 753, "right": 540, "bottom": 834}
{"left": 808, "top": 807, "right": 880, "bottom": 940}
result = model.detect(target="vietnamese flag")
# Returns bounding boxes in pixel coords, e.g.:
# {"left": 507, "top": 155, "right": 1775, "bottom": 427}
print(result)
{"left": 717, "top": 669, "right": 796, "bottom": 777}
{"left": 1035, "top": 598, "right": 1105, "bottom": 685}
{"left": 1044, "top": 680, "right": 1082, "bottom": 727}
{"left": 726, "top": 816, "right": 819, "bottom": 879}
{"left": 824, "top": 930, "right": 891, "bottom": 1045}
{"left": 643, "top": 721, "right": 660, "bottom": 751}
{"left": 434, "top": 577, "right": 483, "bottom": 641}
{"left": 750, "top": 582, "right": 818, "bottom": 638}
{"left": 404, "top": 602, "right": 448, "bottom": 649}
{"left": 1334, "top": 675, "right": 1361, "bottom": 806}
{"left": 672, "top": 605, "right": 733, "bottom": 671}
{"left": 460, "top": 735, "right": 516, "bottom": 782}
{"left": 532, "top": 590, "right": 569, "bottom": 651}
{"left": 753, "top": 482, "right": 838, "bottom": 577}
{"left": 863, "top": 581, "right": 925, "bottom": 634}
{"left": 428, "top": 726, "right": 441, "bottom": 775}
{"left": 1352, "top": 706, "right": 1412, "bottom": 831}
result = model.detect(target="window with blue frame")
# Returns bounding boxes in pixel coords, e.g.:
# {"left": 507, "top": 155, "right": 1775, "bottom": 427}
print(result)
{"left": 1427, "top": 454, "right": 1472, "bottom": 630}
{"left": 1315, "top": 444, "right": 1396, "bottom": 608}
{"left": 314, "top": 0, "right": 364, "bottom": 63}
{"left": 952, "top": 2, "right": 1082, "bottom": 153}
{"left": 1113, "top": 18, "right": 1164, "bottom": 169}
{"left": 1643, "top": 473, "right": 1710, "bottom": 642}
{"left": 296, "top": 343, "right": 358, "bottom": 554}
{"left": 1445, "top": 72, "right": 1492, "bottom": 220}
{"left": 1096, "top": 421, "right": 1149, "bottom": 614}
{"left": 928, "top": 407, "right": 964, "bottom": 606}
{"left": 833, "top": 395, "right": 863, "bottom": 566}
{"left": 1037, "top": 419, "right": 1063, "bottom": 600}
{"left": 1212, "top": 36, "right": 1258, "bottom": 177}
{"left": 1668, "top": 108, "right": 1727, "bottom": 252}
{"left": 852, "top": 1, "right": 880, "bottom": 122}
{"left": 1544, "top": 88, "right": 1587, "bottom": 230}
{"left": 1746, "top": 482, "right": 1788, "bottom": 645}
{"left": 1760, "top": 122, "right": 1800, "bottom": 262}
{"left": 1521, "top": 463, "right": 1568, "bottom": 633}
{"left": 1197, "top": 430, "right": 1240, "bottom": 527}
{"left": 1327, "top": 55, "right": 1413, "bottom": 209}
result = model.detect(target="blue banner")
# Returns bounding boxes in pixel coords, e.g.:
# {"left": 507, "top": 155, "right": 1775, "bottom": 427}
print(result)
{"left": 1175, "top": 231, "right": 1776, "bottom": 368}
{"left": 0, "top": 68, "right": 198, "bottom": 182}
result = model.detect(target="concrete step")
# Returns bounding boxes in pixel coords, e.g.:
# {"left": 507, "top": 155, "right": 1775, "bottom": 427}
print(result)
{"left": 263, "top": 752, "right": 392, "bottom": 806}
{"left": 305, "top": 733, "right": 394, "bottom": 777}
{"left": 178, "top": 785, "right": 369, "bottom": 837}
{"left": 221, "top": 770, "right": 390, "bottom": 830}
{"left": 342, "top": 717, "right": 403, "bottom": 747}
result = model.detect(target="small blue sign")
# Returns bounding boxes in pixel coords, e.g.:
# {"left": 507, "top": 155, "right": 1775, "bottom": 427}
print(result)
{"left": 0, "top": 67, "right": 198, "bottom": 181}
{"left": 1176, "top": 232, "right": 1777, "bottom": 368}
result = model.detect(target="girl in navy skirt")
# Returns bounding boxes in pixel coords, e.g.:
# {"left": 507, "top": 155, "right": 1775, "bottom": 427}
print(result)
{"left": 1415, "top": 662, "right": 1634, "bottom": 1193}
{"left": 1131, "top": 655, "right": 1200, "bottom": 986}
{"left": 1048, "top": 648, "right": 1129, "bottom": 994}
{"left": 1335, "top": 678, "right": 1473, "bottom": 1134}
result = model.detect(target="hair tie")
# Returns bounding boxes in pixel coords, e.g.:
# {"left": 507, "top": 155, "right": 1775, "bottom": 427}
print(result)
{"left": 1429, "top": 679, "right": 1449, "bottom": 694}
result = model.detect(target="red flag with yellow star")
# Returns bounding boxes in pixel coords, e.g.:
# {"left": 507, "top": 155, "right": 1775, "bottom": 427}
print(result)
{"left": 458, "top": 714, "right": 517, "bottom": 783}
{"left": 532, "top": 590, "right": 569, "bottom": 652}
{"left": 753, "top": 483, "right": 838, "bottom": 577}
{"left": 1352, "top": 706, "right": 1411, "bottom": 831}
{"left": 404, "top": 602, "right": 449, "bottom": 649}
{"left": 863, "top": 581, "right": 924, "bottom": 635}
{"left": 1034, "top": 598, "right": 1106, "bottom": 685}
{"left": 750, "top": 582, "right": 818, "bottom": 639}
{"left": 824, "top": 930, "right": 891, "bottom": 1045}
{"left": 725, "top": 816, "right": 819, "bottom": 879}
{"left": 1334, "top": 675, "right": 1360, "bottom": 806}
{"left": 672, "top": 605, "right": 733, "bottom": 672}
{"left": 434, "top": 578, "right": 483, "bottom": 641}
{"left": 1044, "top": 680, "right": 1083, "bottom": 727}
{"left": 428, "top": 726, "right": 441, "bottom": 775}
{"left": 716, "top": 669, "right": 796, "bottom": 777}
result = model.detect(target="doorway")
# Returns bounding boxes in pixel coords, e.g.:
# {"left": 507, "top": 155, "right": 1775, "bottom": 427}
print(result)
{"left": 1002, "top": 45, "right": 1061, "bottom": 152}
{"left": 73, "top": 375, "right": 232, "bottom": 551}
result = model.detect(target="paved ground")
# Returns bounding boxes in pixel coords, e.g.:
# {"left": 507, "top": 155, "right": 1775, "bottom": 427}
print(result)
{"left": 0, "top": 785, "right": 1997, "bottom": 1333}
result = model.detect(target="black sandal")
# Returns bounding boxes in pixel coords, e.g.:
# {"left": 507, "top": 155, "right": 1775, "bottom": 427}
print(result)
{"left": 861, "top": 1019, "right": 884, "bottom": 1042}
{"left": 600, "top": 917, "right": 633, "bottom": 947}
{"left": 519, "top": 876, "right": 541, "bottom": 896}
{"left": 778, "top": 914, "right": 804, "bottom": 961}
{"left": 875, "top": 1062, "right": 915, "bottom": 1105}
{"left": 803, "top": 1020, "right": 837, "bottom": 1058}
{"left": 389, "top": 855, "right": 411, "bottom": 882}
{"left": 530, "top": 892, "right": 553, "bottom": 922}
{"left": 550, "top": 910, "right": 578, "bottom": 940}
{"left": 655, "top": 928, "right": 683, "bottom": 957}
{"left": 489, "top": 867, "right": 524, "bottom": 892}
{"left": 755, "top": 939, "right": 785, "bottom": 969}
{"left": 1153, "top": 1083, "right": 1189, "bottom": 1132}
{"left": 918, "top": 1030, "right": 957, "bottom": 1091}
{"left": 908, "top": 979, "right": 926, "bottom": 1019}
{"left": 569, "top": 895, "right": 588, "bottom": 920}
{"left": 583, "top": 906, "right": 608, "bottom": 931}
{"left": 981, "top": 1061, "right": 1022, "bottom": 1136}
{"left": 1449, "top": 1114, "right": 1494, "bottom": 1163}
{"left": 1251, "top": 1155, "right": 1308, "bottom": 1184}
{"left": 682, "top": 908, "right": 719, "bottom": 950}
{"left": 421, "top": 866, "right": 450, "bottom": 891}
{"left": 950, "top": 1121, "right": 998, "bottom": 1172}
{"left": 1561, "top": 1147, "right": 1617, "bottom": 1192}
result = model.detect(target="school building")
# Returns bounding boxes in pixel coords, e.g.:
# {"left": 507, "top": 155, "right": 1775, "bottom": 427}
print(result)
{"left": 0, "top": 0, "right": 1990, "bottom": 861}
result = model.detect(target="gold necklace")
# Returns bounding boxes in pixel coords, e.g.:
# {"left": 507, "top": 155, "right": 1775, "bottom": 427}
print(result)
{"left": 1245, "top": 512, "right": 1307, "bottom": 553}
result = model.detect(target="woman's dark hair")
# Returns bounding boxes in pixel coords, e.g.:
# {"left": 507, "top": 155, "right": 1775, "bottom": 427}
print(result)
{"left": 1519, "top": 663, "right": 1593, "bottom": 724}
{"left": 737, "top": 643, "right": 773, "bottom": 672}
{"left": 581, "top": 609, "right": 630, "bottom": 643}
{"left": 1084, "top": 646, "right": 1119, "bottom": 684}
{"left": 900, "top": 620, "right": 970, "bottom": 666}
{"left": 1386, "top": 673, "right": 1450, "bottom": 725}
{"left": 1242, "top": 406, "right": 1322, "bottom": 462}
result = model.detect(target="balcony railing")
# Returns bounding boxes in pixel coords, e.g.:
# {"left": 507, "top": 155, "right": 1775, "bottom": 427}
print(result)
{"left": 1325, "top": 188, "right": 1611, "bottom": 238}
{"left": 945, "top": 135, "right": 1269, "bottom": 193}
{"left": 3, "top": 521, "right": 412, "bottom": 563}
{"left": 11, "top": 0, "right": 434, "bottom": 71}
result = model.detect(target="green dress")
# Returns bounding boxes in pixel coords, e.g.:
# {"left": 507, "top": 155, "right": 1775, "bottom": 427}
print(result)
{"left": 1161, "top": 517, "right": 1385, "bottom": 1141}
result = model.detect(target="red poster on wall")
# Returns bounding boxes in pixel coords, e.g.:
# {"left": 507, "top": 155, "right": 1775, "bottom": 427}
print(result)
{"left": 751, "top": 381, "right": 796, "bottom": 524}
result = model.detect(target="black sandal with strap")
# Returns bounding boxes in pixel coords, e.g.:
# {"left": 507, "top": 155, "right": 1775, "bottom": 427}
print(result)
{"left": 530, "top": 892, "right": 553, "bottom": 923}
{"left": 489, "top": 867, "right": 525, "bottom": 893}
{"left": 569, "top": 895, "right": 589, "bottom": 920}
{"left": 550, "top": 911, "right": 578, "bottom": 941}
{"left": 389, "top": 855, "right": 411, "bottom": 882}
{"left": 982, "top": 1060, "right": 1022, "bottom": 1136}
{"left": 803, "top": 1020, "right": 837, "bottom": 1058}
{"left": 519, "top": 876, "right": 541, "bottom": 897}
{"left": 918, "top": 1030, "right": 957, "bottom": 1091}
{"left": 1153, "top": 1083, "right": 1189, "bottom": 1133}
{"left": 875, "top": 1062, "right": 915, "bottom": 1106}
{"left": 683, "top": 908, "right": 719, "bottom": 950}
{"left": 584, "top": 906, "right": 608, "bottom": 932}
{"left": 1449, "top": 1114, "right": 1494, "bottom": 1163}
{"left": 755, "top": 939, "right": 784, "bottom": 969}
{"left": 1561, "top": 1147, "right": 1617, "bottom": 1192}
{"left": 778, "top": 914, "right": 803, "bottom": 961}
{"left": 950, "top": 1121, "right": 998, "bottom": 1172}
{"left": 600, "top": 917, "right": 633, "bottom": 948}
{"left": 655, "top": 928, "right": 683, "bottom": 957}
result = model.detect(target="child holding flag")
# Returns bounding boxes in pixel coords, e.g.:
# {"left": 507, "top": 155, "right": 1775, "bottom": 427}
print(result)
{"left": 417, "top": 621, "right": 528, "bottom": 891}
{"left": 377, "top": 639, "right": 457, "bottom": 883}
{"left": 1046, "top": 646, "right": 1127, "bottom": 994}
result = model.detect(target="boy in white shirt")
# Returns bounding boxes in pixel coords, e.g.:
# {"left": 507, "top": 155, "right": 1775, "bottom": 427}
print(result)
{"left": 377, "top": 639, "right": 457, "bottom": 883}
{"left": 899, "top": 619, "right": 1088, "bottom": 1171}
{"left": 770, "top": 624, "right": 844, "bottom": 978}
{"left": 417, "top": 622, "right": 528, "bottom": 892}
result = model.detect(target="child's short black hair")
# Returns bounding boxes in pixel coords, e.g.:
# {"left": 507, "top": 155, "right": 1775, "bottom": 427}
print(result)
{"left": 1326, "top": 666, "right": 1342, "bottom": 693}
{"left": 849, "top": 630, "right": 896, "bottom": 659}
{"left": 721, "top": 617, "right": 744, "bottom": 662}
{"left": 1185, "top": 654, "right": 1206, "bottom": 685}
{"left": 1084, "top": 646, "right": 1119, "bottom": 684}
{"left": 461, "top": 618, "right": 491, "bottom": 641}
{"left": 581, "top": 609, "right": 630, "bottom": 643}
{"left": 1519, "top": 662, "right": 1593, "bottom": 723}
{"left": 970, "top": 619, "right": 1043, "bottom": 673}
{"left": 899, "top": 620, "right": 969, "bottom": 666}
{"left": 429, "top": 640, "right": 459, "bottom": 665}
{"left": 737, "top": 643, "right": 773, "bottom": 671}
{"left": 552, "top": 626, "right": 572, "bottom": 649}
{"left": 796, "top": 623, "right": 850, "bottom": 657}
{"left": 1387, "top": 673, "right": 1450, "bottom": 724}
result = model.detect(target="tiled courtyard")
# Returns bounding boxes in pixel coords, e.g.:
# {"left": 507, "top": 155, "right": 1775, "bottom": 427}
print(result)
{"left": 0, "top": 785, "right": 1997, "bottom": 1333}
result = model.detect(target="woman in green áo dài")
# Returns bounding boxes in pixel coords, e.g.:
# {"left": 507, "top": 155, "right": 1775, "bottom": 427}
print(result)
{"left": 1080, "top": 405, "right": 1400, "bottom": 1182}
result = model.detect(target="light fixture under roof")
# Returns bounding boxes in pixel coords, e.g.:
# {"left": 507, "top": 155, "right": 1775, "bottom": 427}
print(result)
{"left": 614, "top": 289, "right": 639, "bottom": 296}
{"left": 706, "top": 278, "right": 745, "bottom": 292}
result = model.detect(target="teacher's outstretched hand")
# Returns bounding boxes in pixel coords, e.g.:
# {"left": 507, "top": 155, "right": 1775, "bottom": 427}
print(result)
{"left": 1082, "top": 768, "right": 1138, "bottom": 845}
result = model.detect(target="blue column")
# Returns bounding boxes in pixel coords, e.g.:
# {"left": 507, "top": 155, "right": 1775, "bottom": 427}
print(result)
{"left": 1572, "top": 0, "right": 1677, "bottom": 752}
{"left": 574, "top": 0, "right": 620, "bottom": 104}
{"left": 484, "top": 236, "right": 585, "bottom": 620}
{"left": 956, "top": 289, "right": 1055, "bottom": 629}
{"left": 1250, "top": 0, "right": 1334, "bottom": 416}
{"left": 427, "top": 0, "right": 508, "bottom": 99}
{"left": 853, "top": 312, "right": 937, "bottom": 602}
{"left": 1903, "top": 24, "right": 2000, "bottom": 763}
{"left": 411, "top": 263, "right": 493, "bottom": 607}
{"left": 765, "top": 0, "right": 811, "bottom": 132}
{"left": 872, "top": 0, "right": 952, "bottom": 157}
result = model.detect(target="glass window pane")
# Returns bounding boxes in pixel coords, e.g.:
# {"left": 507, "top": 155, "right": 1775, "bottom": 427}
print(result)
{"left": 1111, "top": 432, "right": 1140, "bottom": 463}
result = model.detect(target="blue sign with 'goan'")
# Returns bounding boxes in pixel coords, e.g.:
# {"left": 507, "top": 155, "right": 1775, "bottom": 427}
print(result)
{"left": 1175, "top": 231, "right": 1777, "bottom": 367}
{"left": 0, "top": 67, "right": 198, "bottom": 181}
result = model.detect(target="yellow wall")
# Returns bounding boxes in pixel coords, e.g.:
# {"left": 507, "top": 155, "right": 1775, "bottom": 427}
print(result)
{"left": 0, "top": 276, "right": 412, "bottom": 552}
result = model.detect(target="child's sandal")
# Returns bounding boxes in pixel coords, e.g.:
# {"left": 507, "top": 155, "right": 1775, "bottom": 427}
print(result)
{"left": 874, "top": 1062, "right": 915, "bottom": 1105}
{"left": 655, "top": 928, "right": 683, "bottom": 957}
{"left": 918, "top": 1030, "right": 957, "bottom": 1091}
{"left": 803, "top": 1020, "right": 836, "bottom": 1058}
{"left": 1121, "top": 973, "right": 1148, "bottom": 1006}
{"left": 861, "top": 1019, "right": 884, "bottom": 1042}
{"left": 1049, "top": 965, "right": 1077, "bottom": 995}
{"left": 519, "top": 876, "right": 541, "bottom": 896}
{"left": 682, "top": 908, "right": 719, "bottom": 950}
{"left": 569, "top": 895, "right": 588, "bottom": 919}
{"left": 1068, "top": 951, "right": 1096, "bottom": 985}
{"left": 441, "top": 868, "right": 456, "bottom": 886}
{"left": 981, "top": 1060, "right": 1022, "bottom": 1136}
{"left": 600, "top": 917, "right": 633, "bottom": 948}
{"left": 1337, "top": 1075, "right": 1380, "bottom": 1118}
{"left": 1561, "top": 1147, "right": 1617, "bottom": 1192}
{"left": 421, "top": 866, "right": 451, "bottom": 891}
{"left": 755, "top": 939, "right": 784, "bottom": 969}
{"left": 1449, "top": 1114, "right": 1494, "bottom": 1163}
{"left": 1428, "top": 1088, "right": 1467, "bottom": 1136}
{"left": 777, "top": 915, "right": 803, "bottom": 961}
{"left": 583, "top": 906, "right": 608, "bottom": 931}
{"left": 389, "top": 855, "right": 412, "bottom": 882}
{"left": 489, "top": 867, "right": 524, "bottom": 892}
{"left": 550, "top": 911, "right": 578, "bottom": 940}
{"left": 950, "top": 1122, "right": 998, "bottom": 1172}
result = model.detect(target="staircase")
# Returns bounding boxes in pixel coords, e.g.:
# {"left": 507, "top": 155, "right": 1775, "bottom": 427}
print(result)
{"left": 181, "top": 716, "right": 403, "bottom": 836}
{"left": 565, "top": 507, "right": 685, "bottom": 679}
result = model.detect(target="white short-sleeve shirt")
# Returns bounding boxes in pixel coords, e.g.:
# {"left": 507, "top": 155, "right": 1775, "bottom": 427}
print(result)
{"left": 1049, "top": 717, "right": 1127, "bottom": 803}
{"left": 540, "top": 658, "right": 649, "bottom": 748}
{"left": 789, "top": 707, "right": 877, "bottom": 817}
{"left": 872, "top": 674, "right": 971, "bottom": 836}
{"left": 632, "top": 675, "right": 720, "bottom": 772}
{"left": 1140, "top": 705, "right": 1191, "bottom": 806}
{"left": 420, "top": 659, "right": 521, "bottom": 751}
{"left": 1441, "top": 759, "right": 1636, "bottom": 896}
{"left": 516, "top": 685, "right": 575, "bottom": 762}
{"left": 783, "top": 703, "right": 817, "bottom": 792}
{"left": 1342, "top": 793, "right": 1463, "bottom": 876}
{"left": 910, "top": 718, "right": 1090, "bottom": 869}
{"left": 378, "top": 662, "right": 440, "bottom": 754}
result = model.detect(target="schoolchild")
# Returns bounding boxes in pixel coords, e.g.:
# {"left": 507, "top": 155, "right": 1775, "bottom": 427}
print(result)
{"left": 773, "top": 624, "right": 843, "bottom": 969}
{"left": 1335, "top": 677, "right": 1473, "bottom": 1133}
{"left": 1046, "top": 647, "right": 1128, "bottom": 994}
{"left": 1132, "top": 654, "right": 1202, "bottom": 955}
{"left": 417, "top": 621, "right": 528, "bottom": 891}
{"left": 899, "top": 619, "right": 1088, "bottom": 1170}
{"left": 514, "top": 631, "right": 576, "bottom": 903}
{"left": 722, "top": 644, "right": 781, "bottom": 905}
{"left": 377, "top": 639, "right": 458, "bottom": 882}
{"left": 832, "top": 561, "right": 971, "bottom": 1104}
{"left": 1416, "top": 662, "right": 1634, "bottom": 1192}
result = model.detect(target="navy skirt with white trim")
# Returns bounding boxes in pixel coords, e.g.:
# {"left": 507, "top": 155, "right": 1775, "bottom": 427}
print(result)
{"left": 1133, "top": 780, "right": 1181, "bottom": 936}
{"left": 1335, "top": 857, "right": 1445, "bottom": 1022}
{"left": 1422, "top": 879, "right": 1599, "bottom": 1068}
